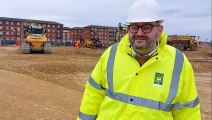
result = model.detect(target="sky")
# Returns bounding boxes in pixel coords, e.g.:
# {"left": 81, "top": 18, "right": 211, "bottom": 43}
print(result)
{"left": 0, "top": 0, "right": 211, "bottom": 41}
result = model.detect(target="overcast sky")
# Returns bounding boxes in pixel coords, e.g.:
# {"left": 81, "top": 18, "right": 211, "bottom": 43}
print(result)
{"left": 0, "top": 0, "right": 211, "bottom": 41}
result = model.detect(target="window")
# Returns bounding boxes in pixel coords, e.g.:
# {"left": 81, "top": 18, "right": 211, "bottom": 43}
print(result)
{"left": 24, "top": 22, "right": 28, "bottom": 26}
{"left": 17, "top": 22, "right": 20, "bottom": 25}
{"left": 0, "top": 26, "right": 2, "bottom": 30}
{"left": 17, "top": 27, "right": 20, "bottom": 31}
{"left": 57, "top": 25, "right": 60, "bottom": 29}
{"left": 0, "top": 21, "right": 2, "bottom": 24}
{"left": 6, "top": 21, "right": 9, "bottom": 24}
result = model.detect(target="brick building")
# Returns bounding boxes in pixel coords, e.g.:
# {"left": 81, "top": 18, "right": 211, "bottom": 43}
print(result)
{"left": 0, "top": 17, "right": 127, "bottom": 46}
{"left": 82, "top": 25, "right": 127, "bottom": 44}
{"left": 0, "top": 17, "right": 63, "bottom": 45}
{"left": 63, "top": 27, "right": 71, "bottom": 41}
{"left": 70, "top": 27, "right": 83, "bottom": 40}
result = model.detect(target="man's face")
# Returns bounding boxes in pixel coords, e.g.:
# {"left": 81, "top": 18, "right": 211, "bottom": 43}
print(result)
{"left": 128, "top": 22, "right": 163, "bottom": 50}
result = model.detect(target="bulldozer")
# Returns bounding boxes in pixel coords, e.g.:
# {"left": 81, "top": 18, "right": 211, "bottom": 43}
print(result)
{"left": 21, "top": 24, "right": 52, "bottom": 53}
{"left": 167, "top": 35, "right": 199, "bottom": 51}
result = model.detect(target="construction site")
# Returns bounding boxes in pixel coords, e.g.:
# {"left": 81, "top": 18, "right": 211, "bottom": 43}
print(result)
{"left": 0, "top": 44, "right": 211, "bottom": 120}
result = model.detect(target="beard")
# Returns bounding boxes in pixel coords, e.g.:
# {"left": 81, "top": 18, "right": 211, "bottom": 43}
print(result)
{"left": 131, "top": 35, "right": 150, "bottom": 49}
{"left": 130, "top": 34, "right": 157, "bottom": 55}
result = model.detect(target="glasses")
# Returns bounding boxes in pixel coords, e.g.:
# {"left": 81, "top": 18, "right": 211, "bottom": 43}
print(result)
{"left": 129, "top": 24, "right": 160, "bottom": 34}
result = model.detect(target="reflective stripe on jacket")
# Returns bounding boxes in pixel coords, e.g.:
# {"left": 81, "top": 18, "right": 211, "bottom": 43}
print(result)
{"left": 78, "top": 33, "right": 201, "bottom": 120}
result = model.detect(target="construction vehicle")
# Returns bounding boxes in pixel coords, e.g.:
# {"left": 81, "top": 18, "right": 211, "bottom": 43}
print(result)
{"left": 116, "top": 23, "right": 128, "bottom": 42}
{"left": 21, "top": 24, "right": 52, "bottom": 53}
{"left": 167, "top": 35, "right": 199, "bottom": 51}
{"left": 74, "top": 39, "right": 93, "bottom": 48}
{"left": 84, "top": 39, "right": 93, "bottom": 48}
{"left": 93, "top": 38, "right": 102, "bottom": 48}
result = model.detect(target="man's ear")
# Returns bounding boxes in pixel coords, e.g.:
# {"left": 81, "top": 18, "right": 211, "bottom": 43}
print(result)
{"left": 158, "top": 25, "right": 163, "bottom": 36}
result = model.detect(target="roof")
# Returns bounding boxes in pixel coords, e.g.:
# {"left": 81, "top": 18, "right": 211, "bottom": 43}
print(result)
{"left": 84, "top": 25, "right": 116, "bottom": 29}
{"left": 71, "top": 27, "right": 83, "bottom": 29}
{"left": 63, "top": 27, "right": 71, "bottom": 30}
{"left": 0, "top": 17, "right": 63, "bottom": 25}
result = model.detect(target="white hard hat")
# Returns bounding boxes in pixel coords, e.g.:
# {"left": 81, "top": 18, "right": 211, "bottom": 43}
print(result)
{"left": 127, "top": 0, "right": 164, "bottom": 23}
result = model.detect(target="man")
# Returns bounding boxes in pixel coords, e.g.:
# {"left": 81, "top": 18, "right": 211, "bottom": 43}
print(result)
{"left": 78, "top": 0, "right": 201, "bottom": 119}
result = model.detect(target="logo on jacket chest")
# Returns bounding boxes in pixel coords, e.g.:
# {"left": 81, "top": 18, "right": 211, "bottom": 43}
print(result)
{"left": 154, "top": 72, "right": 164, "bottom": 85}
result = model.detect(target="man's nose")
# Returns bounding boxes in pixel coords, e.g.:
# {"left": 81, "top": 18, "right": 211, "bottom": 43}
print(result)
{"left": 136, "top": 27, "right": 145, "bottom": 35}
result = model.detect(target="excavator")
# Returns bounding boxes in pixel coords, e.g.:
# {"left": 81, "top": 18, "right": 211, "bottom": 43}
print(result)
{"left": 21, "top": 24, "right": 52, "bottom": 53}
{"left": 116, "top": 23, "right": 128, "bottom": 42}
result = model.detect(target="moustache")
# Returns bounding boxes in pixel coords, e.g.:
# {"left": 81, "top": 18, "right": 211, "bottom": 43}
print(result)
{"left": 133, "top": 35, "right": 149, "bottom": 40}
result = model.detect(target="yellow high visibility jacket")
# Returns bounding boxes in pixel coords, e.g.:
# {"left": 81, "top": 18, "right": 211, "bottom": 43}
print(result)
{"left": 78, "top": 33, "right": 201, "bottom": 120}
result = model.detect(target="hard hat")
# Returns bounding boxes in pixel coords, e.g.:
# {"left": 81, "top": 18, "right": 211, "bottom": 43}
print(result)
{"left": 127, "top": 0, "right": 164, "bottom": 23}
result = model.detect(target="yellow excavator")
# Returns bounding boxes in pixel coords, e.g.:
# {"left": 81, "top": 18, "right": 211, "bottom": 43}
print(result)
{"left": 21, "top": 24, "right": 52, "bottom": 53}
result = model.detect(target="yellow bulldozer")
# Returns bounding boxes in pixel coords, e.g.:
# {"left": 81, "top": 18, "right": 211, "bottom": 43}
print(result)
{"left": 167, "top": 35, "right": 199, "bottom": 51}
{"left": 21, "top": 24, "right": 52, "bottom": 53}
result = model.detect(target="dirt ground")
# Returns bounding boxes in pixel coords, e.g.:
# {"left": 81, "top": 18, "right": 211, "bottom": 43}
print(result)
{"left": 0, "top": 45, "right": 211, "bottom": 120}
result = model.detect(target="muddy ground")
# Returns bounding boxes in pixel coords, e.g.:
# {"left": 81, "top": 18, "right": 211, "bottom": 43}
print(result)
{"left": 0, "top": 45, "right": 211, "bottom": 120}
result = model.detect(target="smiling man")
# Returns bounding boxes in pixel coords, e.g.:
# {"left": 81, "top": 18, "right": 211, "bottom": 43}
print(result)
{"left": 77, "top": 0, "right": 201, "bottom": 120}
{"left": 129, "top": 23, "right": 161, "bottom": 55}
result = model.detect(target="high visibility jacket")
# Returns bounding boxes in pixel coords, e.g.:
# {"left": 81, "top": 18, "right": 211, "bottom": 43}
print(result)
{"left": 78, "top": 33, "right": 201, "bottom": 120}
